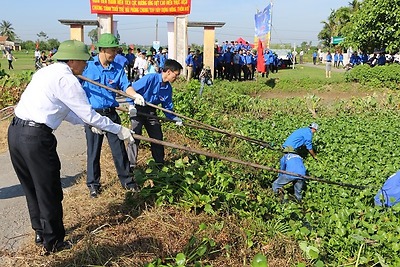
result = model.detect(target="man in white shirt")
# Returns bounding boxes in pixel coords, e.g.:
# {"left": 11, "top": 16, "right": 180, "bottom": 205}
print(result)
{"left": 34, "top": 48, "right": 41, "bottom": 63}
{"left": 8, "top": 40, "right": 137, "bottom": 255}
{"left": 133, "top": 51, "right": 148, "bottom": 80}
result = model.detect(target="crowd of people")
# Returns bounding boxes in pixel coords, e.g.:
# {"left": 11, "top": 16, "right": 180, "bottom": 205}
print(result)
{"left": 184, "top": 40, "right": 282, "bottom": 82}
{"left": 7, "top": 33, "right": 400, "bottom": 256}
{"left": 344, "top": 50, "right": 388, "bottom": 71}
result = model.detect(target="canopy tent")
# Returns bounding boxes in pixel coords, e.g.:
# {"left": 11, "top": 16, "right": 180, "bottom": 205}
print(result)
{"left": 236, "top": 37, "right": 254, "bottom": 48}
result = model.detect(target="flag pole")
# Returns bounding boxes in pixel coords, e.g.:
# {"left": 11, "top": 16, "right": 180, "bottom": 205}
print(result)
{"left": 269, "top": 0, "right": 273, "bottom": 49}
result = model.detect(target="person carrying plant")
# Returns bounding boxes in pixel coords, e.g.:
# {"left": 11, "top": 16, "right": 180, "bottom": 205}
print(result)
{"left": 272, "top": 146, "right": 306, "bottom": 202}
{"left": 282, "top": 122, "right": 318, "bottom": 160}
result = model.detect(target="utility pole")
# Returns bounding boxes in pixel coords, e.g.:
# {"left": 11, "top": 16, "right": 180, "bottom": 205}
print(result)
{"left": 155, "top": 19, "right": 158, "bottom": 41}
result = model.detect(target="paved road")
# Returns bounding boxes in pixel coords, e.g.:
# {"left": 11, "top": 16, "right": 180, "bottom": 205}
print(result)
{"left": 0, "top": 122, "right": 87, "bottom": 253}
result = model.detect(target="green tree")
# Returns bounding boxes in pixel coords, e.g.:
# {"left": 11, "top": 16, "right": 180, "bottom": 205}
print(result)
{"left": 36, "top": 31, "right": 48, "bottom": 41}
{"left": 21, "top": 40, "right": 36, "bottom": 51}
{"left": 88, "top": 28, "right": 98, "bottom": 44}
{"left": 343, "top": 0, "right": 400, "bottom": 53}
{"left": 47, "top": 38, "right": 60, "bottom": 50}
{"left": 318, "top": 6, "right": 352, "bottom": 47}
{"left": 0, "top": 20, "right": 16, "bottom": 41}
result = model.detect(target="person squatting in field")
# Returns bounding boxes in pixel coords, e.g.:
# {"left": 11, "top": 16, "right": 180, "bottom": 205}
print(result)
{"left": 272, "top": 146, "right": 306, "bottom": 202}
{"left": 282, "top": 122, "right": 318, "bottom": 160}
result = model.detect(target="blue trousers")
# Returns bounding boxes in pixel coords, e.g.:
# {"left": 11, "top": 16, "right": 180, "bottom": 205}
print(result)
{"left": 272, "top": 174, "right": 304, "bottom": 201}
{"left": 85, "top": 109, "right": 134, "bottom": 189}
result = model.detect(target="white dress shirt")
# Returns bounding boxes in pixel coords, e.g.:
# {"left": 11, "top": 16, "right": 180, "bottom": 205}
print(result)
{"left": 15, "top": 62, "right": 121, "bottom": 134}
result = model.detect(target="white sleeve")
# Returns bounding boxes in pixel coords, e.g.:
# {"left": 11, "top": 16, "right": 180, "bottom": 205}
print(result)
{"left": 64, "top": 110, "right": 84, "bottom": 125}
{"left": 56, "top": 76, "right": 121, "bottom": 134}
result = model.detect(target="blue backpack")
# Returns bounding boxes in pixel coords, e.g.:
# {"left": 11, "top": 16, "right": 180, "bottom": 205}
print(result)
{"left": 374, "top": 171, "right": 400, "bottom": 207}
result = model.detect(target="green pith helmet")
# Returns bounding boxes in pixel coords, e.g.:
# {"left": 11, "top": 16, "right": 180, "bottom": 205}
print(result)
{"left": 52, "top": 40, "right": 90, "bottom": 61}
{"left": 146, "top": 51, "right": 153, "bottom": 56}
{"left": 96, "top": 33, "right": 119, "bottom": 48}
{"left": 283, "top": 146, "right": 296, "bottom": 153}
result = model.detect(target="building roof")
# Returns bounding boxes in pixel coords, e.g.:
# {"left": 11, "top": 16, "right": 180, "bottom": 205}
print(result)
{"left": 58, "top": 19, "right": 99, "bottom": 26}
{"left": 187, "top": 22, "right": 225, "bottom": 28}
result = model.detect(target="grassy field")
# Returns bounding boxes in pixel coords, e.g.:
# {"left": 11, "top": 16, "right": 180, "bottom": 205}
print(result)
{"left": 0, "top": 50, "right": 37, "bottom": 74}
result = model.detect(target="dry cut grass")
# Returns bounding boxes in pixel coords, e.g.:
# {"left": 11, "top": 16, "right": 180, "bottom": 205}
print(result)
{"left": 1, "top": 129, "right": 305, "bottom": 267}
{"left": 0, "top": 120, "right": 9, "bottom": 153}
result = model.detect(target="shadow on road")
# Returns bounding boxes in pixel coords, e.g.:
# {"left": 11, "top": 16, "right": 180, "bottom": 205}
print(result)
{"left": 0, "top": 172, "right": 85, "bottom": 200}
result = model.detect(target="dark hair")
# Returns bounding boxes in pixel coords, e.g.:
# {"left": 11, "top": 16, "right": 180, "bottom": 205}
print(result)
{"left": 163, "top": 59, "right": 183, "bottom": 72}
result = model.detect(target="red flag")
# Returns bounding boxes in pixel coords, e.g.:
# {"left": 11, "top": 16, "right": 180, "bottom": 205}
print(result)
{"left": 35, "top": 41, "right": 39, "bottom": 49}
{"left": 256, "top": 39, "right": 265, "bottom": 73}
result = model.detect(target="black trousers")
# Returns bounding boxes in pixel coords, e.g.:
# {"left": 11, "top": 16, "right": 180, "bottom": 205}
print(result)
{"left": 85, "top": 109, "right": 134, "bottom": 188}
{"left": 8, "top": 118, "right": 64, "bottom": 251}
{"left": 127, "top": 106, "right": 164, "bottom": 167}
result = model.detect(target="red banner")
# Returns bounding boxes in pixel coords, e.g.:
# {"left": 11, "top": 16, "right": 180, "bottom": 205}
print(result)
{"left": 90, "top": 0, "right": 191, "bottom": 15}
{"left": 256, "top": 39, "right": 265, "bottom": 73}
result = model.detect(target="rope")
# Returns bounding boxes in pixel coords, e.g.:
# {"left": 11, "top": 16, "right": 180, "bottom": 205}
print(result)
{"left": 130, "top": 132, "right": 366, "bottom": 190}
{"left": 77, "top": 75, "right": 277, "bottom": 150}
{"left": 0, "top": 105, "right": 15, "bottom": 121}
{"left": 79, "top": 75, "right": 365, "bottom": 190}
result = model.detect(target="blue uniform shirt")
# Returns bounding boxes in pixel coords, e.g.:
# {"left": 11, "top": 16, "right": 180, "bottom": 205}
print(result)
{"left": 114, "top": 54, "right": 128, "bottom": 68}
{"left": 185, "top": 54, "right": 194, "bottom": 66}
{"left": 82, "top": 56, "right": 131, "bottom": 109}
{"left": 375, "top": 171, "right": 400, "bottom": 207}
{"left": 128, "top": 73, "right": 175, "bottom": 119}
{"left": 126, "top": 53, "right": 136, "bottom": 65}
{"left": 283, "top": 127, "right": 313, "bottom": 150}
{"left": 279, "top": 153, "right": 306, "bottom": 179}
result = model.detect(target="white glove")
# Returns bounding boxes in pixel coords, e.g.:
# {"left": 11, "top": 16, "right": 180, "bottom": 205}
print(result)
{"left": 128, "top": 104, "right": 137, "bottom": 117}
{"left": 117, "top": 126, "right": 134, "bottom": 143}
{"left": 132, "top": 94, "right": 145, "bottom": 106}
{"left": 91, "top": 126, "right": 105, "bottom": 135}
{"left": 172, "top": 117, "right": 183, "bottom": 126}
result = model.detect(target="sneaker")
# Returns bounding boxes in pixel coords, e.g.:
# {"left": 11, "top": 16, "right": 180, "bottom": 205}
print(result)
{"left": 89, "top": 185, "right": 101, "bottom": 198}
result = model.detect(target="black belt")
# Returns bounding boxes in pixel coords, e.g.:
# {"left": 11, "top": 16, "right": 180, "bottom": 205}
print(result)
{"left": 12, "top": 117, "right": 53, "bottom": 133}
{"left": 94, "top": 107, "right": 115, "bottom": 114}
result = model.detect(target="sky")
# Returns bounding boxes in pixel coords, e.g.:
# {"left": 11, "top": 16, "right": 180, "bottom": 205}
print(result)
{"left": 2, "top": 0, "right": 351, "bottom": 47}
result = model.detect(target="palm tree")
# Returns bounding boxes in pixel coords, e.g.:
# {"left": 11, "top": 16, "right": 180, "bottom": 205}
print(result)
{"left": 318, "top": 6, "right": 353, "bottom": 47}
{"left": 0, "top": 20, "right": 16, "bottom": 41}
{"left": 348, "top": 0, "right": 360, "bottom": 12}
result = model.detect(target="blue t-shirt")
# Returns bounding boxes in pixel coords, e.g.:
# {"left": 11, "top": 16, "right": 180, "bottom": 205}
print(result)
{"left": 82, "top": 56, "right": 130, "bottom": 109}
{"left": 279, "top": 153, "right": 306, "bottom": 179}
{"left": 128, "top": 73, "right": 175, "bottom": 119}
{"left": 375, "top": 171, "right": 400, "bottom": 207}
{"left": 283, "top": 127, "right": 313, "bottom": 150}
{"left": 114, "top": 54, "right": 128, "bottom": 68}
